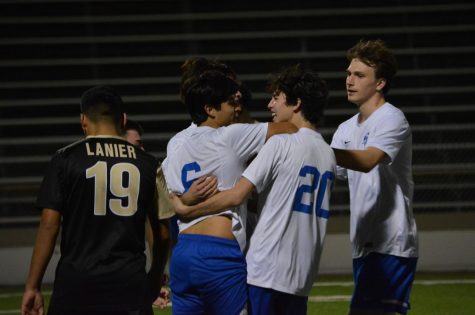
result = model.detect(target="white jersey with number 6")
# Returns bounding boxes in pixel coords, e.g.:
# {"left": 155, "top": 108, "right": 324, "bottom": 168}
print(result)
{"left": 162, "top": 123, "right": 268, "bottom": 250}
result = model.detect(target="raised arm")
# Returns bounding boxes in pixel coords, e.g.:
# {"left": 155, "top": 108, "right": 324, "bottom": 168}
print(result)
{"left": 22, "top": 208, "right": 61, "bottom": 315}
{"left": 170, "top": 177, "right": 255, "bottom": 221}
{"left": 266, "top": 122, "right": 298, "bottom": 141}
{"left": 333, "top": 147, "right": 387, "bottom": 173}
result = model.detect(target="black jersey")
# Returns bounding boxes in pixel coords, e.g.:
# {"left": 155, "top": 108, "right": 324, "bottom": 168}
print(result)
{"left": 37, "top": 136, "right": 158, "bottom": 311}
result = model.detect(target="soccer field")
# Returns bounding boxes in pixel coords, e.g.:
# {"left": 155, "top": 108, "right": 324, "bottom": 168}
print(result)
{"left": 1, "top": 272, "right": 474, "bottom": 315}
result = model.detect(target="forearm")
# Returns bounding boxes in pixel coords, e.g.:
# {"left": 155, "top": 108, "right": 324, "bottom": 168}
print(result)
{"left": 178, "top": 190, "right": 240, "bottom": 220}
{"left": 147, "top": 211, "right": 163, "bottom": 298}
{"left": 157, "top": 220, "right": 171, "bottom": 285}
{"left": 266, "top": 122, "right": 298, "bottom": 140}
{"left": 333, "top": 147, "right": 385, "bottom": 173}
{"left": 177, "top": 179, "right": 254, "bottom": 220}
{"left": 25, "top": 220, "right": 59, "bottom": 290}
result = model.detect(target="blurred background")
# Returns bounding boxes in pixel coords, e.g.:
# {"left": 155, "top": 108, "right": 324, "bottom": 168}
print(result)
{"left": 1, "top": 0, "right": 474, "bottom": 284}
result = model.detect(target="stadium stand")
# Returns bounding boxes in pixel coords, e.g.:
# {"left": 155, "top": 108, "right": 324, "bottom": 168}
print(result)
{"left": 1, "top": 0, "right": 474, "bottom": 226}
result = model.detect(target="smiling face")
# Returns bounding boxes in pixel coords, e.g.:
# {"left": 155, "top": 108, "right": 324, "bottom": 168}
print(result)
{"left": 267, "top": 91, "right": 294, "bottom": 123}
{"left": 346, "top": 58, "right": 386, "bottom": 107}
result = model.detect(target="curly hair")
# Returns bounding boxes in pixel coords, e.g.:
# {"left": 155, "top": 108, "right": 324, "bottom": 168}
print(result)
{"left": 267, "top": 64, "right": 328, "bottom": 127}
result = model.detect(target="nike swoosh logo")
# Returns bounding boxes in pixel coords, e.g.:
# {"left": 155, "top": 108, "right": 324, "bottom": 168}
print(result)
{"left": 344, "top": 141, "right": 351, "bottom": 144}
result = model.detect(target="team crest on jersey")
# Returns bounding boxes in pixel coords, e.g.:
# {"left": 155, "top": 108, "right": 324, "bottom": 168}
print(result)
{"left": 362, "top": 132, "right": 369, "bottom": 146}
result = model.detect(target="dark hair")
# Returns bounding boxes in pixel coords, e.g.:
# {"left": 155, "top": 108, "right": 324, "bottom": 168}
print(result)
{"left": 238, "top": 83, "right": 252, "bottom": 109}
{"left": 347, "top": 39, "right": 398, "bottom": 94}
{"left": 124, "top": 119, "right": 144, "bottom": 136}
{"left": 185, "top": 70, "right": 239, "bottom": 125}
{"left": 180, "top": 57, "right": 237, "bottom": 103}
{"left": 80, "top": 86, "right": 124, "bottom": 125}
{"left": 267, "top": 64, "right": 328, "bottom": 127}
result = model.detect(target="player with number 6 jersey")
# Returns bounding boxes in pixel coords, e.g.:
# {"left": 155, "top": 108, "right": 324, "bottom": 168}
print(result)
{"left": 162, "top": 70, "right": 297, "bottom": 315}
{"left": 170, "top": 64, "right": 335, "bottom": 315}
{"left": 21, "top": 86, "right": 160, "bottom": 315}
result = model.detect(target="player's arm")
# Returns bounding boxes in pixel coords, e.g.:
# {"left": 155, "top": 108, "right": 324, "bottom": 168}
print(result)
{"left": 146, "top": 194, "right": 162, "bottom": 301}
{"left": 147, "top": 216, "right": 171, "bottom": 309}
{"left": 266, "top": 122, "right": 298, "bottom": 141}
{"left": 22, "top": 208, "right": 61, "bottom": 315}
{"left": 333, "top": 147, "right": 387, "bottom": 173}
{"left": 180, "top": 175, "right": 218, "bottom": 206}
{"left": 153, "top": 217, "right": 170, "bottom": 287}
{"left": 170, "top": 177, "right": 255, "bottom": 221}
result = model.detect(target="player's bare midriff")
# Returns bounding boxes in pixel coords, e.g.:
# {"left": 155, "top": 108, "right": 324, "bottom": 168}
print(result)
{"left": 181, "top": 215, "right": 234, "bottom": 240}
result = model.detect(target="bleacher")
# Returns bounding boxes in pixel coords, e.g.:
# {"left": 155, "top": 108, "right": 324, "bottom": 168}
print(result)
{"left": 1, "top": 0, "right": 474, "bottom": 225}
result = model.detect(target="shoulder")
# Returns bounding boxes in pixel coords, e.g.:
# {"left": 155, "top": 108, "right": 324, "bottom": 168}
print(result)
{"left": 167, "top": 127, "right": 194, "bottom": 153}
{"left": 380, "top": 103, "right": 407, "bottom": 122}
{"left": 333, "top": 114, "right": 358, "bottom": 140}
{"left": 55, "top": 138, "right": 87, "bottom": 159}
{"left": 137, "top": 149, "right": 158, "bottom": 164}
{"left": 222, "top": 122, "right": 267, "bottom": 134}
{"left": 336, "top": 113, "right": 359, "bottom": 130}
{"left": 263, "top": 133, "right": 288, "bottom": 149}
{"left": 58, "top": 138, "right": 86, "bottom": 152}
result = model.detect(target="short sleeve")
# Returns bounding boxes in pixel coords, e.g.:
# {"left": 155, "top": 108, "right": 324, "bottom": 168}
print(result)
{"left": 330, "top": 123, "right": 346, "bottom": 150}
{"left": 331, "top": 125, "right": 349, "bottom": 180}
{"left": 223, "top": 123, "right": 268, "bottom": 162}
{"left": 36, "top": 152, "right": 64, "bottom": 213}
{"left": 156, "top": 166, "right": 175, "bottom": 220}
{"left": 242, "top": 136, "right": 281, "bottom": 193}
{"left": 368, "top": 113, "right": 410, "bottom": 164}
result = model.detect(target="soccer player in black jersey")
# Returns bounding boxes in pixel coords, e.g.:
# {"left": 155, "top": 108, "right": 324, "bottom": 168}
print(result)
{"left": 21, "top": 86, "right": 161, "bottom": 315}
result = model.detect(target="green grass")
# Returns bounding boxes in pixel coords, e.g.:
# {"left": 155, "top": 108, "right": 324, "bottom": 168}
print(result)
{"left": 2, "top": 272, "right": 474, "bottom": 315}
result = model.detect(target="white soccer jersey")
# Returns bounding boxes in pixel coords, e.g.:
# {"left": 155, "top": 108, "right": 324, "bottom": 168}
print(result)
{"left": 331, "top": 102, "right": 418, "bottom": 259}
{"left": 243, "top": 128, "right": 336, "bottom": 296}
{"left": 162, "top": 123, "right": 268, "bottom": 250}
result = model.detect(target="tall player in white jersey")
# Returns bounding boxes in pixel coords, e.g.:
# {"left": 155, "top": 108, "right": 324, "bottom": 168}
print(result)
{"left": 331, "top": 39, "right": 418, "bottom": 315}
{"left": 162, "top": 70, "right": 296, "bottom": 315}
{"left": 170, "top": 64, "right": 336, "bottom": 315}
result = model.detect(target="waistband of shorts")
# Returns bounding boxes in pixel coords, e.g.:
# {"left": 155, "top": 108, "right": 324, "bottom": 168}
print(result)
{"left": 178, "top": 233, "right": 240, "bottom": 248}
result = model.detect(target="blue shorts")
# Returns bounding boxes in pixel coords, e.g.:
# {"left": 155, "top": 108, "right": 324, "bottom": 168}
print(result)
{"left": 248, "top": 284, "right": 307, "bottom": 315}
{"left": 351, "top": 252, "right": 417, "bottom": 314}
{"left": 170, "top": 234, "right": 247, "bottom": 315}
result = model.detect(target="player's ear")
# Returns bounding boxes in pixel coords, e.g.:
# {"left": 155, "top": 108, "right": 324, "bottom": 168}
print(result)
{"left": 376, "top": 78, "right": 386, "bottom": 92}
{"left": 293, "top": 98, "right": 302, "bottom": 113}
{"left": 121, "top": 112, "right": 128, "bottom": 130}
{"left": 204, "top": 104, "right": 216, "bottom": 118}
{"left": 80, "top": 113, "right": 87, "bottom": 130}
{"left": 80, "top": 113, "right": 90, "bottom": 136}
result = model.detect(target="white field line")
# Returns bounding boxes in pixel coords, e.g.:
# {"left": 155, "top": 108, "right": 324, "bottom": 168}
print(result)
{"left": 1, "top": 279, "right": 474, "bottom": 298}
{"left": 309, "top": 295, "right": 351, "bottom": 302}
{"left": 313, "top": 278, "right": 475, "bottom": 287}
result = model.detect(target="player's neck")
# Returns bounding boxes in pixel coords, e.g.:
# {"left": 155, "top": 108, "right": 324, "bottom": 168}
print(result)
{"left": 357, "top": 95, "right": 386, "bottom": 123}
{"left": 200, "top": 119, "right": 220, "bottom": 129}
{"left": 289, "top": 114, "right": 316, "bottom": 131}
{"left": 84, "top": 123, "right": 121, "bottom": 137}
